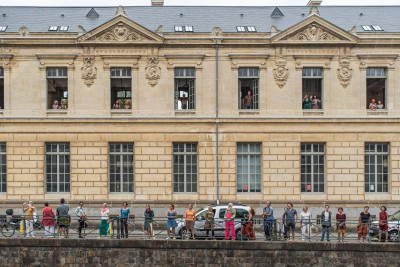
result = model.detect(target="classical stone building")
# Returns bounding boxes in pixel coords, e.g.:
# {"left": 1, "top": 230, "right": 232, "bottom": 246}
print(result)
{"left": 0, "top": 1, "right": 399, "bottom": 211}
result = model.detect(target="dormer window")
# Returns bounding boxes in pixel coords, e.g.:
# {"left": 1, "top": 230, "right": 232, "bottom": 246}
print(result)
{"left": 236, "top": 26, "right": 257, "bottom": 32}
{"left": 372, "top": 25, "right": 383, "bottom": 31}
{"left": 362, "top": 25, "right": 384, "bottom": 31}
{"left": 236, "top": 26, "right": 246, "bottom": 32}
{"left": 174, "top": 26, "right": 193, "bottom": 32}
{"left": 0, "top": 26, "right": 7, "bottom": 32}
{"left": 59, "top": 26, "right": 69, "bottom": 31}
{"left": 185, "top": 26, "right": 193, "bottom": 32}
{"left": 49, "top": 26, "right": 59, "bottom": 31}
{"left": 247, "top": 26, "right": 257, "bottom": 32}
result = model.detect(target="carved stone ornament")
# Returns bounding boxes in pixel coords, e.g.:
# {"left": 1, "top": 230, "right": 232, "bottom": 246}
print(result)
{"left": 145, "top": 57, "right": 161, "bottom": 87}
{"left": 81, "top": 57, "right": 97, "bottom": 86}
{"left": 273, "top": 57, "right": 289, "bottom": 88}
{"left": 291, "top": 24, "right": 338, "bottom": 41}
{"left": 96, "top": 23, "right": 146, "bottom": 42}
{"left": 337, "top": 57, "right": 352, "bottom": 88}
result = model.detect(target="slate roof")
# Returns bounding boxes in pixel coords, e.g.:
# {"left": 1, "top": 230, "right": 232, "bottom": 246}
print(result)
{"left": 0, "top": 6, "right": 399, "bottom": 34}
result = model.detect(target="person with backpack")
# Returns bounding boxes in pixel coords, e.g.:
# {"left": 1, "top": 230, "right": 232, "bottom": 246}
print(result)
{"left": 74, "top": 201, "right": 87, "bottom": 238}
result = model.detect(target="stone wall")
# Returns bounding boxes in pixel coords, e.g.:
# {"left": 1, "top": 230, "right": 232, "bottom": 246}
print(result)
{"left": 0, "top": 239, "right": 399, "bottom": 266}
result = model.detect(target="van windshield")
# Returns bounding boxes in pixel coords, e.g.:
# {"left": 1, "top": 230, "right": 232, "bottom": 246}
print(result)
{"left": 388, "top": 210, "right": 400, "bottom": 221}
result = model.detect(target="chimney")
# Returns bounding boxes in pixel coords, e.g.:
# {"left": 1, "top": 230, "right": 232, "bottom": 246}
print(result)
{"left": 152, "top": 0, "right": 164, "bottom": 6}
{"left": 307, "top": 0, "right": 322, "bottom": 6}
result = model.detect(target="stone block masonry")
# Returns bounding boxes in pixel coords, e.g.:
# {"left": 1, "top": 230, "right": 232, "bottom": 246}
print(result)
{"left": 0, "top": 239, "right": 399, "bottom": 266}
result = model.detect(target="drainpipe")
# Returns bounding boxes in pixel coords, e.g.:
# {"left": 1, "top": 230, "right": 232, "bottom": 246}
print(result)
{"left": 215, "top": 44, "right": 219, "bottom": 204}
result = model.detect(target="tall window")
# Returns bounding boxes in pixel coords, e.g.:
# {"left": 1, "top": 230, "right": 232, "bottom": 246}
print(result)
{"left": 47, "top": 67, "right": 68, "bottom": 109}
{"left": 237, "top": 143, "right": 261, "bottom": 193}
{"left": 45, "top": 143, "right": 70, "bottom": 193}
{"left": 301, "top": 143, "right": 325, "bottom": 193}
{"left": 302, "top": 68, "right": 322, "bottom": 109}
{"left": 173, "top": 143, "right": 197, "bottom": 193}
{"left": 366, "top": 68, "right": 386, "bottom": 109}
{"left": 109, "top": 143, "right": 134, "bottom": 193}
{"left": 0, "top": 68, "right": 4, "bottom": 109}
{"left": 238, "top": 68, "right": 259, "bottom": 109}
{"left": 0, "top": 143, "right": 6, "bottom": 193}
{"left": 111, "top": 68, "right": 132, "bottom": 109}
{"left": 174, "top": 68, "right": 195, "bottom": 110}
{"left": 365, "top": 143, "right": 389, "bottom": 193}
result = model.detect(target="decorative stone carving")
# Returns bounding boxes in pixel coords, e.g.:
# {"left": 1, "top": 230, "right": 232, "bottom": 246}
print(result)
{"left": 81, "top": 57, "right": 97, "bottom": 86}
{"left": 337, "top": 57, "right": 352, "bottom": 88}
{"left": 19, "top": 26, "right": 29, "bottom": 36}
{"left": 96, "top": 23, "right": 146, "bottom": 42}
{"left": 145, "top": 57, "right": 161, "bottom": 87}
{"left": 290, "top": 24, "right": 338, "bottom": 41}
{"left": 273, "top": 57, "right": 289, "bottom": 88}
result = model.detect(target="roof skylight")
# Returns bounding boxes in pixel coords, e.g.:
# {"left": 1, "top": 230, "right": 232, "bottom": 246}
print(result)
{"left": 372, "top": 25, "right": 383, "bottom": 31}
{"left": 362, "top": 25, "right": 384, "bottom": 31}
{"left": 174, "top": 26, "right": 193, "bottom": 32}
{"left": 59, "top": 26, "right": 69, "bottom": 31}
{"left": 0, "top": 26, "right": 7, "bottom": 32}
{"left": 49, "top": 26, "right": 59, "bottom": 31}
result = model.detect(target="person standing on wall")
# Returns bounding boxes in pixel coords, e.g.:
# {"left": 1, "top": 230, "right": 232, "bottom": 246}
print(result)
{"left": 320, "top": 205, "right": 332, "bottom": 242}
{"left": 99, "top": 203, "right": 110, "bottom": 238}
{"left": 166, "top": 204, "right": 178, "bottom": 240}
{"left": 74, "top": 201, "right": 87, "bottom": 238}
{"left": 262, "top": 201, "right": 274, "bottom": 241}
{"left": 204, "top": 206, "right": 215, "bottom": 240}
{"left": 224, "top": 203, "right": 237, "bottom": 240}
{"left": 184, "top": 204, "right": 196, "bottom": 240}
{"left": 284, "top": 203, "right": 297, "bottom": 241}
{"left": 56, "top": 198, "right": 70, "bottom": 238}
{"left": 357, "top": 206, "right": 371, "bottom": 242}
{"left": 378, "top": 206, "right": 389, "bottom": 242}
{"left": 120, "top": 202, "right": 130, "bottom": 239}
{"left": 22, "top": 201, "right": 36, "bottom": 238}
{"left": 144, "top": 205, "right": 155, "bottom": 239}
{"left": 336, "top": 207, "right": 346, "bottom": 243}
{"left": 300, "top": 205, "right": 311, "bottom": 241}
{"left": 42, "top": 202, "right": 55, "bottom": 237}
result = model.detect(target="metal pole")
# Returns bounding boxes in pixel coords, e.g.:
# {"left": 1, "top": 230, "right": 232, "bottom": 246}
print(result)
{"left": 215, "top": 43, "right": 220, "bottom": 205}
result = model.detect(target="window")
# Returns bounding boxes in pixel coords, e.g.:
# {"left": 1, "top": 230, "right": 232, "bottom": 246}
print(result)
{"left": 59, "top": 26, "right": 69, "bottom": 31}
{"left": 0, "top": 68, "right": 4, "bottom": 109}
{"left": 45, "top": 143, "right": 70, "bottom": 193}
{"left": 0, "top": 143, "right": 6, "bottom": 193}
{"left": 174, "top": 26, "right": 183, "bottom": 32}
{"left": 111, "top": 68, "right": 132, "bottom": 109}
{"left": 174, "top": 26, "right": 193, "bottom": 32}
{"left": 173, "top": 143, "right": 198, "bottom": 193}
{"left": 174, "top": 68, "right": 195, "bottom": 110}
{"left": 372, "top": 25, "right": 383, "bottom": 31}
{"left": 0, "top": 26, "right": 7, "bottom": 32}
{"left": 109, "top": 143, "right": 134, "bottom": 193}
{"left": 365, "top": 143, "right": 389, "bottom": 193}
{"left": 236, "top": 26, "right": 257, "bottom": 32}
{"left": 367, "top": 68, "right": 386, "bottom": 109}
{"left": 301, "top": 143, "right": 325, "bottom": 193}
{"left": 361, "top": 25, "right": 373, "bottom": 31}
{"left": 47, "top": 67, "right": 68, "bottom": 110}
{"left": 247, "top": 26, "right": 257, "bottom": 32}
{"left": 237, "top": 143, "right": 261, "bottom": 193}
{"left": 238, "top": 68, "right": 259, "bottom": 109}
{"left": 302, "top": 68, "right": 323, "bottom": 109}
{"left": 236, "top": 26, "right": 246, "bottom": 32}
{"left": 185, "top": 26, "right": 193, "bottom": 32}
{"left": 362, "top": 25, "right": 383, "bottom": 31}
{"left": 48, "top": 26, "right": 59, "bottom": 31}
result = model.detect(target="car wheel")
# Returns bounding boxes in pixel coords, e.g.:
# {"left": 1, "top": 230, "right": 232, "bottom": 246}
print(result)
{"left": 179, "top": 228, "right": 188, "bottom": 240}
{"left": 235, "top": 229, "right": 242, "bottom": 240}
{"left": 388, "top": 230, "right": 399, "bottom": 241}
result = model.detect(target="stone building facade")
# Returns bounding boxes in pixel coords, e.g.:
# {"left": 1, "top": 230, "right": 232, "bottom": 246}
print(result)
{"left": 0, "top": 2, "right": 400, "bottom": 210}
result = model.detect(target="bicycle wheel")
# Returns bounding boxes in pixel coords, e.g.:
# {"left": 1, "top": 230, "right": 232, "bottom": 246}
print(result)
{"left": 1, "top": 224, "right": 15, "bottom": 237}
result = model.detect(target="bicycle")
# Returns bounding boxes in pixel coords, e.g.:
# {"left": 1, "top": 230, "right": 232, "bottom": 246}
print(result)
{"left": 0, "top": 218, "right": 19, "bottom": 237}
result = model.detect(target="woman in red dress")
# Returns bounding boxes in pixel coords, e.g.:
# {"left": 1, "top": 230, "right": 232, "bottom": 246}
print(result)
{"left": 241, "top": 208, "right": 256, "bottom": 240}
{"left": 378, "top": 206, "right": 389, "bottom": 242}
{"left": 42, "top": 202, "right": 55, "bottom": 237}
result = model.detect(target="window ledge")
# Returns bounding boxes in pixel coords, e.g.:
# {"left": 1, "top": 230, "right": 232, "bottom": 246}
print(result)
{"left": 303, "top": 110, "right": 323, "bottom": 116}
{"left": 239, "top": 110, "right": 259, "bottom": 115}
{"left": 175, "top": 110, "right": 196, "bottom": 115}
{"left": 0, "top": 110, "right": 3, "bottom": 115}
{"left": 367, "top": 110, "right": 388, "bottom": 115}
{"left": 111, "top": 109, "right": 132, "bottom": 115}
{"left": 47, "top": 110, "right": 67, "bottom": 115}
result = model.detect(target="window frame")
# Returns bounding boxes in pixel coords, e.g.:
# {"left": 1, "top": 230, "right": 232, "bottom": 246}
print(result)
{"left": 302, "top": 67, "right": 323, "bottom": 110}
{"left": 0, "top": 143, "right": 6, "bottom": 193}
{"left": 0, "top": 67, "right": 4, "bottom": 110}
{"left": 45, "top": 143, "right": 70, "bottom": 193}
{"left": 46, "top": 67, "right": 68, "bottom": 110}
{"left": 173, "top": 143, "right": 198, "bottom": 193}
{"left": 174, "top": 67, "right": 196, "bottom": 110}
{"left": 365, "top": 143, "right": 389, "bottom": 193}
{"left": 109, "top": 143, "right": 134, "bottom": 193}
{"left": 300, "top": 143, "right": 325, "bottom": 193}
{"left": 110, "top": 67, "right": 132, "bottom": 109}
{"left": 238, "top": 67, "right": 259, "bottom": 110}
{"left": 236, "top": 143, "right": 262, "bottom": 193}
{"left": 366, "top": 67, "right": 387, "bottom": 110}
{"left": 0, "top": 26, "right": 7, "bottom": 32}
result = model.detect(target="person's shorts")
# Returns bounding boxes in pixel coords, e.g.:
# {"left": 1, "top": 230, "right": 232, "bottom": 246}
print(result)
{"left": 286, "top": 222, "right": 295, "bottom": 231}
{"left": 379, "top": 224, "right": 388, "bottom": 231}
{"left": 57, "top": 216, "right": 71, "bottom": 228}
{"left": 186, "top": 220, "right": 194, "bottom": 231}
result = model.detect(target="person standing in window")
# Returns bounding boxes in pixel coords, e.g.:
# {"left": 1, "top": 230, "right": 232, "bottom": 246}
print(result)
{"left": 184, "top": 204, "right": 196, "bottom": 240}
{"left": 224, "top": 203, "right": 237, "bottom": 240}
{"left": 369, "top": 99, "right": 377, "bottom": 110}
{"left": 204, "top": 206, "right": 215, "bottom": 240}
{"left": 378, "top": 206, "right": 389, "bottom": 242}
{"left": 120, "top": 202, "right": 130, "bottom": 239}
{"left": 262, "top": 201, "right": 274, "bottom": 241}
{"left": 303, "top": 95, "right": 311, "bottom": 109}
{"left": 74, "top": 201, "right": 87, "bottom": 239}
{"left": 42, "top": 202, "right": 55, "bottom": 237}
{"left": 300, "top": 205, "right": 311, "bottom": 241}
{"left": 311, "top": 94, "right": 321, "bottom": 109}
{"left": 166, "top": 204, "right": 178, "bottom": 240}
{"left": 336, "top": 207, "right": 346, "bottom": 243}
{"left": 320, "top": 205, "right": 331, "bottom": 242}
{"left": 357, "top": 206, "right": 371, "bottom": 242}
{"left": 243, "top": 90, "right": 253, "bottom": 109}
{"left": 144, "top": 205, "right": 155, "bottom": 239}
{"left": 22, "top": 201, "right": 36, "bottom": 238}
{"left": 284, "top": 203, "right": 298, "bottom": 241}
{"left": 377, "top": 100, "right": 384, "bottom": 109}
{"left": 99, "top": 203, "right": 109, "bottom": 238}
{"left": 52, "top": 100, "right": 60, "bottom": 109}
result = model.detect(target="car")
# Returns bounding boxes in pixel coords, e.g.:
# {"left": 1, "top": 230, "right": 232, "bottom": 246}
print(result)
{"left": 175, "top": 204, "right": 252, "bottom": 239}
{"left": 369, "top": 210, "right": 400, "bottom": 241}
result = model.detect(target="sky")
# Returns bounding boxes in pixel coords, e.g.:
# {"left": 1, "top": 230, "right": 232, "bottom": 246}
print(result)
{"left": 0, "top": 0, "right": 399, "bottom": 6}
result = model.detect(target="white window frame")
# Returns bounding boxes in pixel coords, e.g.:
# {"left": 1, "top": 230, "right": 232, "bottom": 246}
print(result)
{"left": 0, "top": 143, "right": 6, "bottom": 193}
{"left": 365, "top": 143, "right": 389, "bottom": 193}
{"left": 45, "top": 143, "right": 70, "bottom": 193}
{"left": 173, "top": 143, "right": 198, "bottom": 193}
{"left": 109, "top": 143, "right": 134, "bottom": 193}
{"left": 236, "top": 143, "right": 261, "bottom": 193}
{"left": 301, "top": 143, "right": 325, "bottom": 193}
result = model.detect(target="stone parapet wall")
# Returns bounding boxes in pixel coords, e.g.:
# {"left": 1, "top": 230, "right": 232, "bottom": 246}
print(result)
{"left": 0, "top": 239, "right": 399, "bottom": 266}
